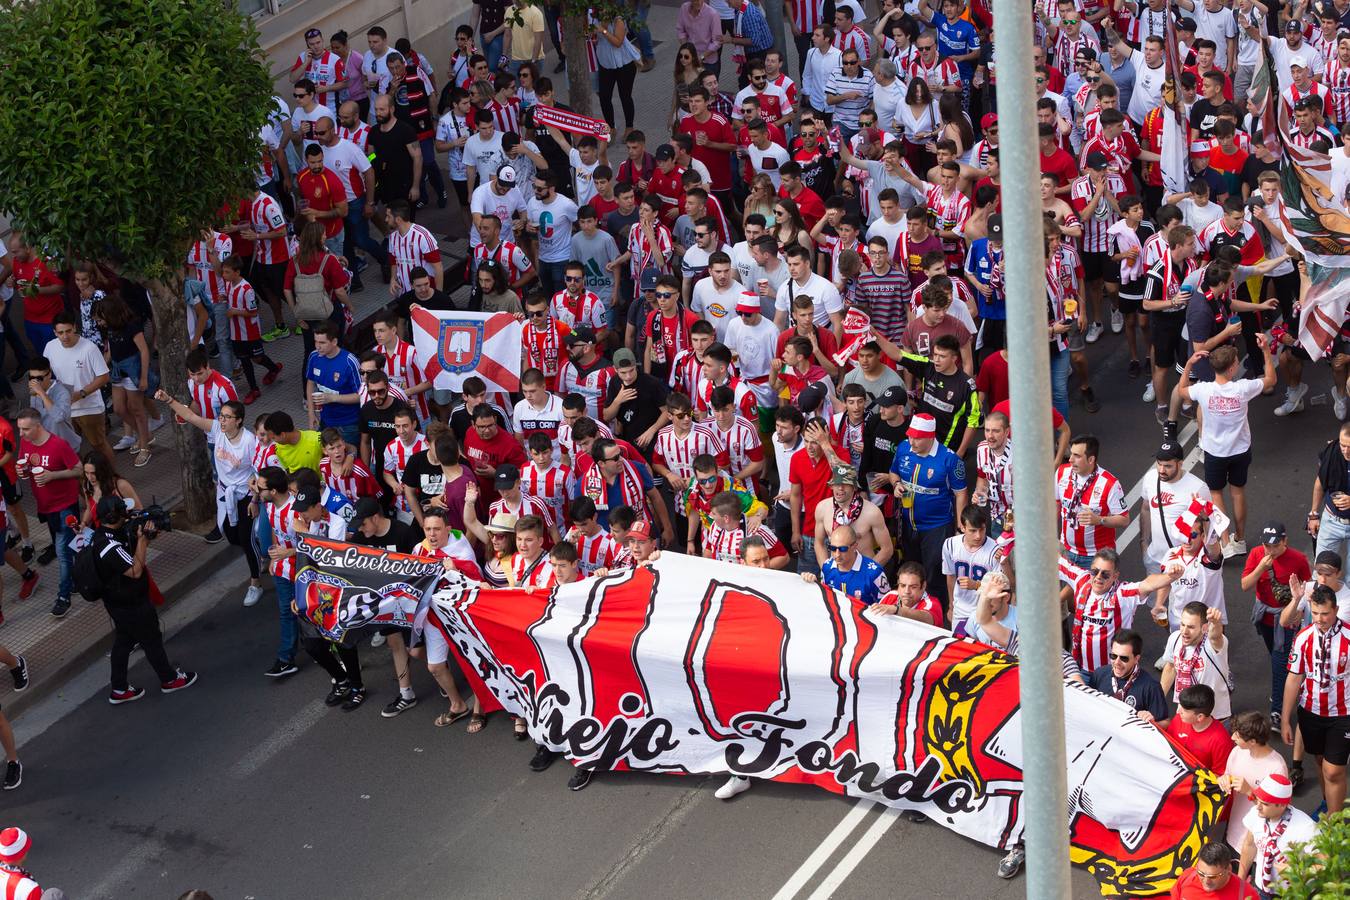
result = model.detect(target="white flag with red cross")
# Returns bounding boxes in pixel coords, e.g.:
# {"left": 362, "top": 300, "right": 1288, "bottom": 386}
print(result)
{"left": 1171, "top": 497, "right": 1229, "bottom": 545}
{"left": 410, "top": 306, "right": 523, "bottom": 394}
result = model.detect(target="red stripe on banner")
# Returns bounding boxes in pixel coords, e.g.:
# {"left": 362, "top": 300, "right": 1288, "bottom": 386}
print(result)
{"left": 447, "top": 586, "right": 554, "bottom": 715}
{"left": 410, "top": 306, "right": 445, "bottom": 380}
{"left": 532, "top": 104, "right": 611, "bottom": 138}
{"left": 581, "top": 571, "right": 657, "bottom": 758}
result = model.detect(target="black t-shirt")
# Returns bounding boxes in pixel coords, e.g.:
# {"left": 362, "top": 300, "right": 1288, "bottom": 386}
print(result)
{"left": 395, "top": 288, "right": 456, "bottom": 320}
{"left": 368, "top": 120, "right": 419, "bottom": 200}
{"left": 107, "top": 318, "right": 145, "bottom": 363}
{"left": 1188, "top": 98, "right": 1222, "bottom": 139}
{"left": 528, "top": 103, "right": 574, "bottom": 191}
{"left": 475, "top": 0, "right": 510, "bottom": 33}
{"left": 860, "top": 415, "right": 907, "bottom": 484}
{"left": 604, "top": 372, "right": 668, "bottom": 444}
{"left": 91, "top": 530, "right": 149, "bottom": 608}
{"left": 606, "top": 207, "right": 640, "bottom": 250}
{"left": 349, "top": 518, "right": 419, "bottom": 553}
{"left": 401, "top": 451, "right": 446, "bottom": 508}
{"left": 1240, "top": 154, "right": 1276, "bottom": 197}
{"left": 449, "top": 402, "right": 508, "bottom": 444}
{"left": 359, "top": 398, "right": 411, "bottom": 479}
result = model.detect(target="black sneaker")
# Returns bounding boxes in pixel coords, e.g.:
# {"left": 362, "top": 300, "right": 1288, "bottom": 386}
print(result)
{"left": 1162, "top": 420, "right": 1179, "bottom": 443}
{"left": 904, "top": 810, "right": 928, "bottom": 823}
{"left": 1127, "top": 359, "right": 1141, "bottom": 379}
{"left": 567, "top": 767, "right": 593, "bottom": 791}
{"left": 5, "top": 534, "right": 16, "bottom": 551}
{"left": 36, "top": 546, "right": 55, "bottom": 566}
{"left": 203, "top": 527, "right": 224, "bottom": 544}
{"left": 1081, "top": 387, "right": 1101, "bottom": 414}
{"left": 324, "top": 682, "right": 351, "bottom": 706}
{"left": 381, "top": 695, "right": 418, "bottom": 718}
{"left": 10, "top": 656, "right": 28, "bottom": 692}
{"left": 19, "top": 544, "right": 32, "bottom": 564}
{"left": 341, "top": 688, "right": 367, "bottom": 711}
{"left": 264, "top": 659, "right": 300, "bottom": 678}
{"left": 2, "top": 760, "right": 20, "bottom": 791}
{"left": 530, "top": 746, "right": 559, "bottom": 771}
{"left": 50, "top": 596, "right": 70, "bottom": 618}
{"left": 109, "top": 686, "right": 145, "bottom": 705}
{"left": 553, "top": 59, "right": 566, "bottom": 73}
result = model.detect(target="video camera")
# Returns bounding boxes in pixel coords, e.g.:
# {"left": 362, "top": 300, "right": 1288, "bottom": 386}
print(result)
{"left": 125, "top": 503, "right": 172, "bottom": 539}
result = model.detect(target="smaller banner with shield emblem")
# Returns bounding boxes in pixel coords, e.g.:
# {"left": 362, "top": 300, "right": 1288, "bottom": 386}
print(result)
{"left": 410, "top": 306, "right": 523, "bottom": 393}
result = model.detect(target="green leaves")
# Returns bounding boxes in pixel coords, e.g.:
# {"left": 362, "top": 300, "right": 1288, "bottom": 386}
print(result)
{"left": 0, "top": 0, "right": 274, "bottom": 275}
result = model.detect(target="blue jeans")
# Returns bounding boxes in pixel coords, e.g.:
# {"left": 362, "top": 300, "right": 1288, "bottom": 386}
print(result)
{"left": 23, "top": 321, "right": 54, "bottom": 358}
{"left": 1256, "top": 619, "right": 1292, "bottom": 715}
{"left": 797, "top": 536, "right": 819, "bottom": 577}
{"left": 1049, "top": 345, "right": 1070, "bottom": 419}
{"left": 418, "top": 137, "right": 447, "bottom": 202}
{"left": 1317, "top": 512, "right": 1350, "bottom": 563}
{"left": 187, "top": 277, "right": 235, "bottom": 378}
{"left": 539, "top": 260, "right": 568, "bottom": 296}
{"left": 275, "top": 576, "right": 298, "bottom": 664}
{"left": 44, "top": 504, "right": 78, "bottom": 600}
{"left": 632, "top": 3, "right": 654, "bottom": 58}
{"left": 483, "top": 34, "right": 505, "bottom": 72}
{"left": 344, "top": 197, "right": 387, "bottom": 270}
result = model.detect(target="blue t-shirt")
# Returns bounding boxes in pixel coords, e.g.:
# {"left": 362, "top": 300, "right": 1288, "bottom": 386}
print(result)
{"left": 889, "top": 440, "right": 967, "bottom": 532}
{"left": 822, "top": 553, "right": 891, "bottom": 605}
{"left": 596, "top": 460, "right": 656, "bottom": 530}
{"left": 965, "top": 238, "right": 1006, "bottom": 321}
{"left": 306, "top": 349, "right": 362, "bottom": 427}
{"left": 930, "top": 13, "right": 980, "bottom": 79}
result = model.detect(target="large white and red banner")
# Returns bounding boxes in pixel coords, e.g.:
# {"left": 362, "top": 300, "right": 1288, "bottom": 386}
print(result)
{"left": 410, "top": 306, "right": 523, "bottom": 394}
{"left": 429, "top": 555, "right": 1224, "bottom": 897}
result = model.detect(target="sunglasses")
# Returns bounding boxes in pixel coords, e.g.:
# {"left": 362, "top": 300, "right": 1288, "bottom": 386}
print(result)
{"left": 672, "top": 411, "right": 691, "bottom": 420}
{"left": 1063, "top": 17, "right": 1079, "bottom": 24}
{"left": 602, "top": 455, "right": 622, "bottom": 463}
{"left": 528, "top": 308, "right": 548, "bottom": 317}
{"left": 738, "top": 309, "right": 757, "bottom": 317}
{"left": 655, "top": 290, "right": 677, "bottom": 299}
{"left": 697, "top": 475, "right": 718, "bottom": 485}
{"left": 293, "top": 92, "right": 308, "bottom": 98}
{"left": 1087, "top": 76, "right": 1101, "bottom": 83}
{"left": 918, "top": 44, "right": 935, "bottom": 50}
{"left": 1108, "top": 652, "right": 1133, "bottom": 662}
{"left": 564, "top": 275, "right": 583, "bottom": 282}
{"left": 827, "top": 543, "right": 853, "bottom": 553}
{"left": 1090, "top": 568, "right": 1114, "bottom": 579}
{"left": 1035, "top": 77, "right": 1047, "bottom": 84}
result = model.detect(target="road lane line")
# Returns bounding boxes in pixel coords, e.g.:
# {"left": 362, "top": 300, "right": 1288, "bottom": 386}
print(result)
{"left": 770, "top": 800, "right": 877, "bottom": 900}
{"left": 228, "top": 698, "right": 327, "bottom": 778}
{"left": 804, "top": 807, "right": 902, "bottom": 900}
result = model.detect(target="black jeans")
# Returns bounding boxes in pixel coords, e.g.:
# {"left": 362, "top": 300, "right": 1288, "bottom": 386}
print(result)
{"left": 302, "top": 637, "right": 363, "bottom": 689}
{"left": 900, "top": 520, "right": 953, "bottom": 610}
{"left": 598, "top": 62, "right": 637, "bottom": 129}
{"left": 222, "top": 496, "right": 259, "bottom": 579}
{"left": 108, "top": 602, "right": 177, "bottom": 690}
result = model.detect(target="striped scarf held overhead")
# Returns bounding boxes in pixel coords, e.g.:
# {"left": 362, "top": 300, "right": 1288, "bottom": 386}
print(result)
{"left": 583, "top": 456, "right": 648, "bottom": 518}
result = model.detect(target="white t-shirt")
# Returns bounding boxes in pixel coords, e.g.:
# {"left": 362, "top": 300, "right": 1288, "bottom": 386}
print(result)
{"left": 1164, "top": 630, "right": 1232, "bottom": 719}
{"left": 745, "top": 141, "right": 791, "bottom": 189}
{"left": 1161, "top": 543, "right": 1227, "bottom": 624}
{"left": 729, "top": 241, "right": 756, "bottom": 284}
{"left": 291, "top": 104, "right": 331, "bottom": 149}
{"left": 568, "top": 148, "right": 601, "bottom": 206}
{"left": 44, "top": 337, "right": 109, "bottom": 416}
{"left": 320, "top": 137, "right": 371, "bottom": 203}
{"left": 865, "top": 216, "right": 906, "bottom": 255}
{"left": 1179, "top": 197, "right": 1224, "bottom": 234}
{"left": 774, "top": 272, "right": 844, "bottom": 326}
{"left": 941, "top": 534, "right": 1001, "bottom": 626}
{"left": 1139, "top": 470, "right": 1213, "bottom": 565}
{"left": 1242, "top": 806, "right": 1317, "bottom": 892}
{"left": 464, "top": 132, "right": 507, "bottom": 183}
{"left": 469, "top": 182, "right": 528, "bottom": 247}
{"left": 691, "top": 277, "right": 744, "bottom": 341}
{"left": 723, "top": 315, "right": 781, "bottom": 389}
{"left": 1127, "top": 52, "right": 1168, "bottom": 125}
{"left": 528, "top": 194, "right": 580, "bottom": 263}
{"left": 1187, "top": 378, "right": 1263, "bottom": 457}
{"left": 210, "top": 420, "right": 258, "bottom": 489}
{"left": 435, "top": 111, "right": 472, "bottom": 181}
{"left": 1191, "top": 5, "right": 1238, "bottom": 69}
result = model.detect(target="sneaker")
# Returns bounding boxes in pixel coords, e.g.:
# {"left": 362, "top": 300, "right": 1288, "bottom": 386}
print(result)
{"left": 1142, "top": 382, "right": 1156, "bottom": 403}
{"left": 1335, "top": 390, "right": 1348, "bottom": 422}
{"left": 50, "top": 596, "right": 70, "bottom": 618}
{"left": 1127, "top": 359, "right": 1141, "bottom": 379}
{"left": 1162, "top": 420, "right": 1179, "bottom": 443}
{"left": 36, "top": 546, "right": 55, "bottom": 566}
{"left": 324, "top": 682, "right": 351, "bottom": 706}
{"left": 112, "top": 434, "right": 137, "bottom": 451}
{"left": 567, "top": 767, "right": 593, "bottom": 791}
{"left": 2, "top": 761, "right": 20, "bottom": 791}
{"left": 261, "top": 325, "right": 285, "bottom": 342}
{"left": 437, "top": 191, "right": 448, "bottom": 209}
{"left": 1221, "top": 539, "right": 1248, "bottom": 559}
{"left": 370, "top": 631, "right": 386, "bottom": 648}
{"left": 1180, "top": 402, "right": 1196, "bottom": 419}
{"left": 109, "top": 686, "right": 145, "bottom": 705}
{"left": 1081, "top": 387, "right": 1101, "bottom": 413}
{"left": 715, "top": 775, "right": 752, "bottom": 799}
{"left": 18, "top": 570, "right": 38, "bottom": 600}
{"left": 203, "top": 527, "right": 224, "bottom": 544}
{"left": 10, "top": 656, "right": 27, "bottom": 692}
{"left": 1110, "top": 309, "right": 1124, "bottom": 333}
{"left": 1085, "top": 321, "right": 1104, "bottom": 343}
{"left": 1271, "top": 711, "right": 1282, "bottom": 731}
{"left": 381, "top": 695, "right": 418, "bottom": 718}
{"left": 264, "top": 659, "right": 300, "bottom": 678}
{"left": 292, "top": 326, "right": 303, "bottom": 337}
{"left": 242, "top": 585, "right": 263, "bottom": 607}
{"left": 4, "top": 534, "right": 15, "bottom": 551}
{"left": 1154, "top": 404, "right": 1168, "bottom": 426}
{"left": 1290, "top": 761, "right": 1304, "bottom": 787}
{"left": 1274, "top": 383, "right": 1309, "bottom": 417}
{"left": 242, "top": 389, "right": 260, "bottom": 406}
{"left": 19, "top": 544, "right": 32, "bottom": 565}
{"left": 904, "top": 809, "right": 928, "bottom": 823}
{"left": 133, "top": 448, "right": 152, "bottom": 468}
{"left": 161, "top": 670, "right": 197, "bottom": 693}
{"left": 997, "top": 846, "right": 1026, "bottom": 879}
{"left": 341, "top": 688, "right": 367, "bottom": 711}
{"left": 530, "top": 745, "right": 560, "bottom": 771}
{"left": 262, "top": 363, "right": 282, "bottom": 386}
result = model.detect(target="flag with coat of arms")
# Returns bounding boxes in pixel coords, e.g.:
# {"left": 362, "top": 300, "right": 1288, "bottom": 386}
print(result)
{"left": 410, "top": 306, "right": 524, "bottom": 393}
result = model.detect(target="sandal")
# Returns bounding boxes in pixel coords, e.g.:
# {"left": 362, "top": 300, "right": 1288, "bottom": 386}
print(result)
{"left": 466, "top": 713, "right": 488, "bottom": 734}
{"left": 434, "top": 707, "right": 470, "bottom": 727}
{"left": 513, "top": 717, "right": 528, "bottom": 741}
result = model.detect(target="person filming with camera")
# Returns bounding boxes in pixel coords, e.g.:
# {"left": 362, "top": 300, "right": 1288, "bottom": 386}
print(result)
{"left": 87, "top": 496, "right": 196, "bottom": 705}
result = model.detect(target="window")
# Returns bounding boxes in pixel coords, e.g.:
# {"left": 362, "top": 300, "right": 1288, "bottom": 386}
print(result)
{"left": 236, "top": 0, "right": 267, "bottom": 15}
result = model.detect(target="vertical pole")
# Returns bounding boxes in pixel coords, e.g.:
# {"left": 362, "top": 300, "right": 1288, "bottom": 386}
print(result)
{"left": 987, "top": 2, "right": 1072, "bottom": 898}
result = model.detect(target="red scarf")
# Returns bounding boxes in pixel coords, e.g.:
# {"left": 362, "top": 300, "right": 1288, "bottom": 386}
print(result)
{"left": 583, "top": 455, "right": 648, "bottom": 518}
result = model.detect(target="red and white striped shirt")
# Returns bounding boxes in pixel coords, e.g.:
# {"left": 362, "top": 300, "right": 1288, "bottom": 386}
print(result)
{"left": 383, "top": 434, "right": 428, "bottom": 512}
{"left": 557, "top": 419, "right": 611, "bottom": 461}
{"left": 704, "top": 414, "right": 763, "bottom": 485}
{"left": 1055, "top": 464, "right": 1126, "bottom": 557}
{"left": 566, "top": 526, "right": 622, "bottom": 574}
{"left": 189, "top": 370, "right": 239, "bottom": 423}
{"left": 386, "top": 223, "right": 442, "bottom": 294}
{"left": 1289, "top": 622, "right": 1350, "bottom": 717}
{"left": 472, "top": 239, "right": 533, "bottom": 283}
{"left": 923, "top": 183, "right": 972, "bottom": 255}
{"left": 186, "top": 232, "right": 231, "bottom": 301}
{"left": 668, "top": 348, "right": 704, "bottom": 397}
{"left": 1069, "top": 172, "right": 1128, "bottom": 253}
{"left": 627, "top": 221, "right": 674, "bottom": 281}
{"left": 252, "top": 440, "right": 279, "bottom": 473}
{"left": 702, "top": 520, "right": 785, "bottom": 562}
{"left": 359, "top": 380, "right": 408, "bottom": 406}
{"left": 267, "top": 498, "right": 299, "bottom": 580}
{"left": 379, "top": 338, "right": 429, "bottom": 420}
{"left": 292, "top": 49, "right": 346, "bottom": 109}
{"left": 521, "top": 460, "right": 575, "bottom": 527}
{"left": 558, "top": 361, "right": 615, "bottom": 418}
{"left": 320, "top": 456, "right": 380, "bottom": 503}
{"left": 770, "top": 73, "right": 799, "bottom": 108}
{"left": 550, "top": 289, "right": 607, "bottom": 332}
{"left": 224, "top": 279, "right": 263, "bottom": 342}
{"left": 511, "top": 551, "right": 555, "bottom": 589}
{"left": 652, "top": 423, "right": 720, "bottom": 482}
{"left": 491, "top": 493, "right": 551, "bottom": 531}
{"left": 907, "top": 57, "right": 961, "bottom": 92}
{"left": 833, "top": 25, "right": 871, "bottom": 58}
{"left": 339, "top": 122, "right": 371, "bottom": 153}
{"left": 522, "top": 319, "right": 570, "bottom": 387}
{"left": 1327, "top": 58, "right": 1350, "bottom": 125}
{"left": 694, "top": 376, "right": 756, "bottom": 420}
{"left": 1060, "top": 558, "right": 1148, "bottom": 673}
{"left": 976, "top": 438, "right": 1013, "bottom": 523}
{"left": 1283, "top": 80, "right": 1333, "bottom": 121}
{"left": 488, "top": 96, "right": 522, "bottom": 135}
{"left": 786, "top": 0, "right": 825, "bottom": 34}
{"left": 249, "top": 193, "right": 290, "bottom": 265}
{"left": 1051, "top": 30, "right": 1098, "bottom": 70}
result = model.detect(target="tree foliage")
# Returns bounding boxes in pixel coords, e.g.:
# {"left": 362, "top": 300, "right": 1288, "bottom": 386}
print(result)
{"left": 1279, "top": 809, "right": 1350, "bottom": 899}
{"left": 545, "top": 0, "right": 643, "bottom": 117}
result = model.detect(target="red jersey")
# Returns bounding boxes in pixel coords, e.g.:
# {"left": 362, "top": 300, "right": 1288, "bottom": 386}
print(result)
{"left": 521, "top": 460, "right": 574, "bottom": 528}
{"left": 18, "top": 434, "right": 80, "bottom": 514}
{"left": 189, "top": 370, "right": 239, "bottom": 422}
{"left": 296, "top": 166, "right": 347, "bottom": 239}
{"left": 643, "top": 309, "right": 699, "bottom": 368}
{"left": 1289, "top": 622, "right": 1350, "bottom": 718}
{"left": 1169, "top": 868, "right": 1258, "bottom": 899}
{"left": 1069, "top": 173, "right": 1129, "bottom": 253}
{"left": 645, "top": 166, "right": 686, "bottom": 221}
{"left": 266, "top": 498, "right": 298, "bottom": 580}
{"left": 1165, "top": 716, "right": 1233, "bottom": 773}
{"left": 652, "top": 423, "right": 720, "bottom": 482}
{"left": 1060, "top": 557, "right": 1149, "bottom": 673}
{"left": 877, "top": 590, "right": 945, "bottom": 628}
{"left": 1243, "top": 545, "right": 1311, "bottom": 625}
{"left": 779, "top": 184, "right": 825, "bottom": 230}
{"left": 522, "top": 318, "right": 571, "bottom": 386}
{"left": 558, "top": 358, "right": 615, "bottom": 419}
{"left": 380, "top": 339, "right": 429, "bottom": 421}
{"left": 186, "top": 232, "right": 231, "bottom": 302}
{"left": 678, "top": 113, "right": 735, "bottom": 191}
{"left": 703, "top": 414, "right": 763, "bottom": 486}
{"left": 566, "top": 526, "right": 622, "bottom": 574}
{"left": 248, "top": 193, "right": 290, "bottom": 265}
{"left": 11, "top": 257, "right": 64, "bottom": 324}
{"left": 1055, "top": 464, "right": 1126, "bottom": 557}
{"left": 224, "top": 279, "right": 263, "bottom": 342}
{"left": 386, "top": 223, "right": 441, "bottom": 294}
{"left": 383, "top": 434, "right": 428, "bottom": 512}
{"left": 321, "top": 456, "right": 380, "bottom": 503}
{"left": 702, "top": 519, "right": 787, "bottom": 563}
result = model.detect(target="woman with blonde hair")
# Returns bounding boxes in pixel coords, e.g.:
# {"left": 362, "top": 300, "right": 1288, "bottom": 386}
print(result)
{"left": 743, "top": 174, "right": 777, "bottom": 229}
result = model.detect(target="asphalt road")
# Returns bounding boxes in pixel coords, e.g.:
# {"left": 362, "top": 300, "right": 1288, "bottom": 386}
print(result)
{"left": 4, "top": 327, "right": 1337, "bottom": 900}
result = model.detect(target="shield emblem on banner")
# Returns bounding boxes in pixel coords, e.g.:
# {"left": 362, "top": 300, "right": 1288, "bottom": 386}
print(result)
{"left": 438, "top": 320, "right": 484, "bottom": 373}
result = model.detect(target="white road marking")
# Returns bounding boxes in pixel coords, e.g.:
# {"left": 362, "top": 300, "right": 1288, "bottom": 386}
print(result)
{"left": 228, "top": 698, "right": 328, "bottom": 778}
{"left": 773, "top": 421, "right": 1204, "bottom": 899}
{"left": 84, "top": 839, "right": 161, "bottom": 900}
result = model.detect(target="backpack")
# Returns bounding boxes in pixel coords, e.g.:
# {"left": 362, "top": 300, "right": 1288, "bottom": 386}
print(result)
{"left": 73, "top": 540, "right": 105, "bottom": 604}
{"left": 292, "top": 253, "right": 335, "bottom": 322}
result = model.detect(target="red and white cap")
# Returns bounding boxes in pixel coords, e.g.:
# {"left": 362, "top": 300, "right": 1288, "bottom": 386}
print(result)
{"left": 735, "top": 292, "right": 760, "bottom": 315}
{"left": 628, "top": 520, "right": 653, "bottom": 541}
{"left": 0, "top": 826, "right": 31, "bottom": 863}
{"left": 907, "top": 413, "right": 937, "bottom": 440}
{"left": 1252, "top": 773, "right": 1294, "bottom": 805}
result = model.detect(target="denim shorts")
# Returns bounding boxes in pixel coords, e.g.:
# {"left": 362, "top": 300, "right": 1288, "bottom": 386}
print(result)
{"left": 110, "top": 354, "right": 159, "bottom": 393}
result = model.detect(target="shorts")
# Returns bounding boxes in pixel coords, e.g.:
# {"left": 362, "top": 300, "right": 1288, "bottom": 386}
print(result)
{"left": 109, "top": 354, "right": 158, "bottom": 393}
{"left": 1082, "top": 251, "right": 1110, "bottom": 282}
{"left": 1203, "top": 449, "right": 1252, "bottom": 490}
{"left": 1150, "top": 314, "right": 1188, "bottom": 371}
{"left": 378, "top": 625, "right": 412, "bottom": 639}
{"left": 1062, "top": 550, "right": 1093, "bottom": 569}
{"left": 1297, "top": 707, "right": 1350, "bottom": 766}
{"left": 432, "top": 389, "right": 455, "bottom": 406}
{"left": 1101, "top": 256, "right": 1122, "bottom": 285}
{"left": 0, "top": 473, "right": 20, "bottom": 506}
{"left": 232, "top": 338, "right": 265, "bottom": 360}
{"left": 73, "top": 412, "right": 109, "bottom": 450}
{"left": 422, "top": 618, "right": 450, "bottom": 665}
{"left": 756, "top": 404, "right": 777, "bottom": 435}
{"left": 1116, "top": 294, "right": 1142, "bottom": 315}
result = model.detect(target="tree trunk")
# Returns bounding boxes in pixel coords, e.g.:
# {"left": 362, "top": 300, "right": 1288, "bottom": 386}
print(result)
{"left": 146, "top": 274, "right": 216, "bottom": 526}
{"left": 562, "top": 7, "right": 593, "bottom": 116}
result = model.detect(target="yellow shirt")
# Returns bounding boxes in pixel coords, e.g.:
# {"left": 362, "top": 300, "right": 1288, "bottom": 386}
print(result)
{"left": 509, "top": 5, "right": 546, "bottom": 61}
{"left": 273, "top": 430, "right": 323, "bottom": 474}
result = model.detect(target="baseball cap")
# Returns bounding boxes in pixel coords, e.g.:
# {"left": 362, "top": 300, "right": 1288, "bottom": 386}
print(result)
{"left": 735, "top": 292, "right": 760, "bottom": 314}
{"left": 1177, "top": 15, "right": 1198, "bottom": 30}
{"left": 655, "top": 143, "right": 676, "bottom": 161}
{"left": 351, "top": 496, "right": 383, "bottom": 524}
{"left": 797, "top": 382, "right": 827, "bottom": 414}
{"left": 1085, "top": 150, "right": 1110, "bottom": 170}
{"left": 1252, "top": 773, "right": 1293, "bottom": 805}
{"left": 496, "top": 163, "right": 518, "bottom": 185}
{"left": 907, "top": 413, "right": 937, "bottom": 440}
{"left": 494, "top": 463, "right": 521, "bottom": 490}
{"left": 613, "top": 347, "right": 637, "bottom": 368}
{"left": 1286, "top": 18, "right": 1303, "bottom": 31}
{"left": 293, "top": 485, "right": 322, "bottom": 512}
{"left": 980, "top": 112, "right": 998, "bottom": 130}
{"left": 1261, "top": 520, "right": 1287, "bottom": 544}
{"left": 628, "top": 520, "right": 654, "bottom": 540}
{"left": 640, "top": 268, "right": 661, "bottom": 291}
{"left": 565, "top": 325, "right": 596, "bottom": 346}
{"left": 878, "top": 386, "right": 906, "bottom": 407}
{"left": 1155, "top": 441, "right": 1184, "bottom": 461}
{"left": 486, "top": 512, "right": 518, "bottom": 533}
{"left": 1290, "top": 54, "right": 1309, "bottom": 69}
{"left": 988, "top": 214, "right": 1003, "bottom": 239}
{"left": 828, "top": 464, "right": 858, "bottom": 487}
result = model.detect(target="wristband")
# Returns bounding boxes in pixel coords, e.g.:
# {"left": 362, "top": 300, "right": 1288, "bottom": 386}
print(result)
{"left": 1308, "top": 512, "right": 1321, "bottom": 519}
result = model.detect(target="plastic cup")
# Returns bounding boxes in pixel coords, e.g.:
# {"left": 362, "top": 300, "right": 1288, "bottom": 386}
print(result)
{"left": 1064, "top": 299, "right": 1078, "bottom": 317}
{"left": 1153, "top": 608, "right": 1168, "bottom": 626}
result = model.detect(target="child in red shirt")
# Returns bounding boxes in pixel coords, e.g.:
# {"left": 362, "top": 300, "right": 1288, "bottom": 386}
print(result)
{"left": 1165, "top": 685, "right": 1233, "bottom": 773}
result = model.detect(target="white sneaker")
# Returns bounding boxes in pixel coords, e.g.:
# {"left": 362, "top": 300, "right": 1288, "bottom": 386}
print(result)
{"left": 1274, "top": 383, "right": 1309, "bottom": 417}
{"left": 1143, "top": 382, "right": 1156, "bottom": 403}
{"left": 1221, "top": 539, "right": 1248, "bottom": 560}
{"left": 1110, "top": 309, "right": 1124, "bottom": 333}
{"left": 112, "top": 435, "right": 137, "bottom": 451}
{"left": 1085, "top": 321, "right": 1105, "bottom": 343}
{"left": 1335, "top": 390, "right": 1347, "bottom": 421}
{"left": 243, "top": 585, "right": 262, "bottom": 607}
{"left": 715, "top": 775, "right": 752, "bottom": 800}
{"left": 371, "top": 632, "right": 387, "bottom": 648}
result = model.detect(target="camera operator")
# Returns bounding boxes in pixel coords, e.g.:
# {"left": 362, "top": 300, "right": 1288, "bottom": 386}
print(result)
{"left": 92, "top": 497, "right": 197, "bottom": 704}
